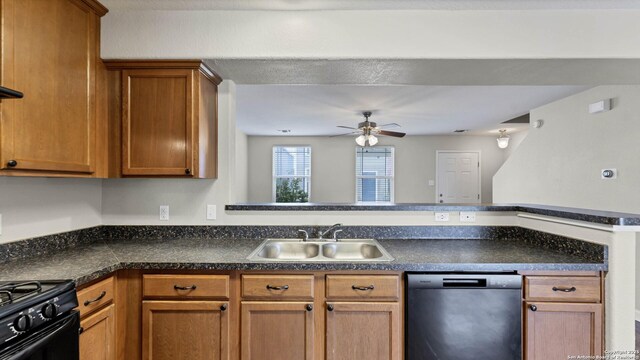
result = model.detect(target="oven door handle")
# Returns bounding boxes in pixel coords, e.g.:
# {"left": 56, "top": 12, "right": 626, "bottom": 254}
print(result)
{"left": 3, "top": 311, "right": 80, "bottom": 360}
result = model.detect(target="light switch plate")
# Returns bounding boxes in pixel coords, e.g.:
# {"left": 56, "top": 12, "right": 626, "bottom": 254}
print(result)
{"left": 159, "top": 205, "right": 169, "bottom": 221}
{"left": 460, "top": 212, "right": 476, "bottom": 222}
{"left": 435, "top": 212, "right": 450, "bottom": 222}
{"left": 428, "top": 180, "right": 435, "bottom": 186}
{"left": 206, "top": 205, "right": 217, "bottom": 220}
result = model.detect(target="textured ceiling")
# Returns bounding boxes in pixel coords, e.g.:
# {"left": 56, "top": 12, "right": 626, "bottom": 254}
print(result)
{"left": 206, "top": 59, "right": 640, "bottom": 85}
{"left": 101, "top": 0, "right": 640, "bottom": 10}
{"left": 237, "top": 85, "right": 588, "bottom": 136}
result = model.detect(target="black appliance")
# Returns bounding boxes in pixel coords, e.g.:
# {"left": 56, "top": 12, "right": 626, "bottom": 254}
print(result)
{"left": 0, "top": 86, "right": 23, "bottom": 99}
{"left": 0, "top": 280, "right": 79, "bottom": 360}
{"left": 406, "top": 273, "right": 522, "bottom": 360}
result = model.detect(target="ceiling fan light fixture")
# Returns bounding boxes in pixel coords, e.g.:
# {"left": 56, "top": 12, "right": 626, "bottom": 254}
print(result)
{"left": 497, "top": 129, "right": 510, "bottom": 149}
{"left": 355, "top": 134, "right": 367, "bottom": 146}
{"left": 367, "top": 134, "right": 379, "bottom": 146}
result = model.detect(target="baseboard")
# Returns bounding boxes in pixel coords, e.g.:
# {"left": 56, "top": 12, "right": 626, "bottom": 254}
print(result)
{"left": 636, "top": 309, "right": 640, "bottom": 322}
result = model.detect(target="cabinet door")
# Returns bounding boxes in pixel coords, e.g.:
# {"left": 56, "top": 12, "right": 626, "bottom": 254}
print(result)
{"left": 0, "top": 0, "right": 98, "bottom": 174}
{"left": 142, "top": 301, "right": 229, "bottom": 360}
{"left": 525, "top": 302, "right": 603, "bottom": 360}
{"left": 241, "top": 301, "right": 314, "bottom": 360}
{"left": 122, "top": 69, "right": 194, "bottom": 176}
{"left": 80, "top": 304, "right": 115, "bottom": 360}
{"left": 326, "top": 302, "right": 401, "bottom": 360}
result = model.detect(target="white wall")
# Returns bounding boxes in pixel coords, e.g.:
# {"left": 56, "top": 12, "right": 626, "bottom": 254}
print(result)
{"left": 494, "top": 86, "right": 640, "bottom": 213}
{"left": 101, "top": 10, "right": 640, "bottom": 59}
{"left": 248, "top": 135, "right": 510, "bottom": 203}
{"left": 493, "top": 85, "right": 640, "bottom": 326}
{"left": 0, "top": 178, "right": 102, "bottom": 243}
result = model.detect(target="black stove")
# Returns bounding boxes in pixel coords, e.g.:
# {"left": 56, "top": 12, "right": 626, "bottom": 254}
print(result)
{"left": 0, "top": 280, "right": 79, "bottom": 360}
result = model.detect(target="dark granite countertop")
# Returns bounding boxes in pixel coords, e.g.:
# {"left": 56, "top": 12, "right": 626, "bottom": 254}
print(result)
{"left": 0, "top": 237, "right": 606, "bottom": 287}
{"left": 225, "top": 203, "right": 640, "bottom": 226}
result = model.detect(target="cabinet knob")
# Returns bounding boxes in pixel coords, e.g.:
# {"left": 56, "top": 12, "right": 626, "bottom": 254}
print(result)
{"left": 220, "top": 304, "right": 227, "bottom": 312}
{"left": 529, "top": 304, "right": 537, "bottom": 312}
{"left": 306, "top": 304, "right": 313, "bottom": 312}
{"left": 327, "top": 304, "right": 334, "bottom": 312}
{"left": 185, "top": 168, "right": 191, "bottom": 175}
{"left": 7, "top": 160, "right": 17, "bottom": 167}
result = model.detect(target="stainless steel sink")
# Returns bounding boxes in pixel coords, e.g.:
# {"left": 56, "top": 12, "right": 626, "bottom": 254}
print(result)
{"left": 255, "top": 241, "right": 320, "bottom": 260}
{"left": 247, "top": 238, "right": 394, "bottom": 262}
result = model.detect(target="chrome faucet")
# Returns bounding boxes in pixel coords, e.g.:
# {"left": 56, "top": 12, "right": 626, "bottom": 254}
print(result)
{"left": 319, "top": 223, "right": 343, "bottom": 241}
{"left": 298, "top": 229, "right": 309, "bottom": 241}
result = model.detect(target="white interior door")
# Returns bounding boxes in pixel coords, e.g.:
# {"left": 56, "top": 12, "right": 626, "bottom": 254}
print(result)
{"left": 436, "top": 151, "right": 481, "bottom": 204}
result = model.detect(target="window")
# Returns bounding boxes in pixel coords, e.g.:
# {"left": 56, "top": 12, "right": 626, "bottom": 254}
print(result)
{"left": 273, "top": 146, "right": 311, "bottom": 203}
{"left": 355, "top": 147, "right": 394, "bottom": 203}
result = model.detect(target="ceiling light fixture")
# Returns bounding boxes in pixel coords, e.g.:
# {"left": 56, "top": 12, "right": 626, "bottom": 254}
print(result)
{"left": 496, "top": 129, "right": 510, "bottom": 149}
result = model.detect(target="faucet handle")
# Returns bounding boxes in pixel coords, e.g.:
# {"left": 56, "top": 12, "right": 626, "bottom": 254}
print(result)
{"left": 333, "top": 229, "right": 343, "bottom": 241}
{"left": 298, "top": 229, "right": 309, "bottom": 241}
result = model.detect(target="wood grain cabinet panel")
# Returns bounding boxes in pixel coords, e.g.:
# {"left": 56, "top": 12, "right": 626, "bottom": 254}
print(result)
{"left": 0, "top": 0, "right": 107, "bottom": 176}
{"left": 80, "top": 304, "right": 115, "bottom": 360}
{"left": 325, "top": 302, "right": 401, "bottom": 360}
{"left": 77, "top": 276, "right": 115, "bottom": 317}
{"left": 525, "top": 302, "right": 603, "bottom": 360}
{"left": 240, "top": 301, "right": 314, "bottom": 360}
{"left": 241, "top": 274, "right": 314, "bottom": 300}
{"left": 143, "top": 274, "right": 229, "bottom": 299}
{"left": 142, "top": 300, "right": 229, "bottom": 360}
{"left": 524, "top": 276, "right": 601, "bottom": 303}
{"left": 326, "top": 275, "right": 399, "bottom": 301}
{"left": 105, "top": 61, "right": 221, "bottom": 178}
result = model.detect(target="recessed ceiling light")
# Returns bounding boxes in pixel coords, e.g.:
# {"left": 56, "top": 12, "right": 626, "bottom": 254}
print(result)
{"left": 453, "top": 129, "right": 468, "bottom": 133}
{"left": 278, "top": 129, "right": 291, "bottom": 133}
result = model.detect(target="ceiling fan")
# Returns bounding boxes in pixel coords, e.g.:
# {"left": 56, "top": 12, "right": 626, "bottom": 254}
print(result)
{"left": 335, "top": 111, "right": 406, "bottom": 146}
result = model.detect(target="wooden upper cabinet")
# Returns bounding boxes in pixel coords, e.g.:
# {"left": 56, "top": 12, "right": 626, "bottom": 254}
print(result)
{"left": 0, "top": 0, "right": 108, "bottom": 176}
{"left": 105, "top": 61, "right": 221, "bottom": 178}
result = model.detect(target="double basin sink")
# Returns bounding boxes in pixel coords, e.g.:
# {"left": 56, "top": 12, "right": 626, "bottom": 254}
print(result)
{"left": 247, "top": 238, "right": 394, "bottom": 262}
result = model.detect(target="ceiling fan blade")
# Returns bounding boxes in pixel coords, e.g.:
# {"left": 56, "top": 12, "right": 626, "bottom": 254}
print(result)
{"left": 377, "top": 130, "right": 406, "bottom": 138}
{"left": 337, "top": 125, "right": 358, "bottom": 130}
{"left": 377, "top": 123, "right": 401, "bottom": 129}
{"left": 330, "top": 131, "right": 361, "bottom": 138}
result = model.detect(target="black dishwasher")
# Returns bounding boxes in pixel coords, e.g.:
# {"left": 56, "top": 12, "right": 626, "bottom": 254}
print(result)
{"left": 406, "top": 273, "right": 522, "bottom": 360}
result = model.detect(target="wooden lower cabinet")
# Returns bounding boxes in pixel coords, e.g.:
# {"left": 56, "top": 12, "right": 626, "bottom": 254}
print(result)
{"left": 240, "top": 301, "right": 314, "bottom": 360}
{"left": 142, "top": 301, "right": 229, "bottom": 360}
{"left": 325, "top": 302, "right": 401, "bottom": 360}
{"left": 80, "top": 304, "right": 116, "bottom": 360}
{"left": 525, "top": 302, "right": 603, "bottom": 360}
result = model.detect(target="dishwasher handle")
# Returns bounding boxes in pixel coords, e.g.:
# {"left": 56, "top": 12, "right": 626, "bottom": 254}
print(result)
{"left": 407, "top": 274, "right": 522, "bottom": 289}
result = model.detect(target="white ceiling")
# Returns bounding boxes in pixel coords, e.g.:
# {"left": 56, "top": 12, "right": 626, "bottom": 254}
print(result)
{"left": 237, "top": 85, "right": 588, "bottom": 136}
{"left": 101, "top": 0, "right": 640, "bottom": 11}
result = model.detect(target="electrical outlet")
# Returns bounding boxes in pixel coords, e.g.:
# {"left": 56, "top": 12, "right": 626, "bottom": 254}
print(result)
{"left": 460, "top": 212, "right": 476, "bottom": 222}
{"left": 435, "top": 212, "right": 450, "bottom": 222}
{"left": 428, "top": 180, "right": 435, "bottom": 186}
{"left": 206, "top": 205, "right": 217, "bottom": 220}
{"left": 159, "top": 205, "right": 169, "bottom": 221}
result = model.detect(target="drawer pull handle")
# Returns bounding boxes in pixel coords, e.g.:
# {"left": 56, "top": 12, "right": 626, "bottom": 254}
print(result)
{"left": 84, "top": 291, "right": 107, "bottom": 306}
{"left": 529, "top": 304, "right": 537, "bottom": 312}
{"left": 266, "top": 284, "right": 289, "bottom": 291}
{"left": 174, "top": 285, "right": 197, "bottom": 291}
{"left": 352, "top": 285, "right": 375, "bottom": 291}
{"left": 552, "top": 286, "right": 577, "bottom": 292}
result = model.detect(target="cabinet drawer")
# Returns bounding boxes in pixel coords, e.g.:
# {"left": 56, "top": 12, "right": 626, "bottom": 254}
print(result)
{"left": 78, "top": 276, "right": 115, "bottom": 318}
{"left": 326, "top": 275, "right": 400, "bottom": 301}
{"left": 143, "top": 274, "right": 229, "bottom": 299}
{"left": 242, "top": 275, "right": 314, "bottom": 300}
{"left": 524, "top": 276, "right": 601, "bottom": 302}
